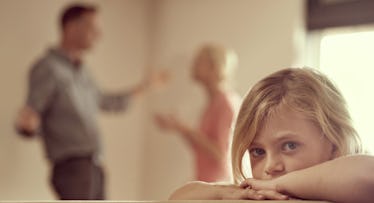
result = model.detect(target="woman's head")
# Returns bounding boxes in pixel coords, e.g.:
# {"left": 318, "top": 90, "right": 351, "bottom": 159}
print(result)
{"left": 192, "top": 44, "right": 238, "bottom": 86}
{"left": 231, "top": 67, "right": 362, "bottom": 183}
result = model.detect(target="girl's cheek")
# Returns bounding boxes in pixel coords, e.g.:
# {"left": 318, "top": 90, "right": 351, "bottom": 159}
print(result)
{"left": 250, "top": 162, "right": 263, "bottom": 179}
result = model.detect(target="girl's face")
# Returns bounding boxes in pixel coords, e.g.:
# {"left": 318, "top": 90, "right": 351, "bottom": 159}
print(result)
{"left": 248, "top": 105, "right": 335, "bottom": 180}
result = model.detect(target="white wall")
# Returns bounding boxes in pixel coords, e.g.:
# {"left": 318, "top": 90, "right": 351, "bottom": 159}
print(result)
{"left": 143, "top": 0, "right": 306, "bottom": 199}
{"left": 0, "top": 0, "right": 150, "bottom": 200}
{"left": 0, "top": 0, "right": 305, "bottom": 200}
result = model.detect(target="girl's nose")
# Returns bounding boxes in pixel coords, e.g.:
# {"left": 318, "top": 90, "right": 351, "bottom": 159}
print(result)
{"left": 264, "top": 154, "right": 285, "bottom": 178}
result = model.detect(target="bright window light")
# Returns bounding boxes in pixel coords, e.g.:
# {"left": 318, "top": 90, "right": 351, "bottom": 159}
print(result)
{"left": 320, "top": 29, "right": 374, "bottom": 154}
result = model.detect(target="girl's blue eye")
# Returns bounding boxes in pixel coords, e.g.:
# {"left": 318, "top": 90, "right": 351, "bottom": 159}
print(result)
{"left": 250, "top": 148, "right": 266, "bottom": 157}
{"left": 282, "top": 141, "right": 298, "bottom": 151}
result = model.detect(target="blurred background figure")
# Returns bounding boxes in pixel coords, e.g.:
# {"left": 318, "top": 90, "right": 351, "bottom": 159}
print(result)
{"left": 14, "top": 3, "right": 167, "bottom": 200}
{"left": 1, "top": 0, "right": 340, "bottom": 200}
{"left": 155, "top": 44, "right": 240, "bottom": 182}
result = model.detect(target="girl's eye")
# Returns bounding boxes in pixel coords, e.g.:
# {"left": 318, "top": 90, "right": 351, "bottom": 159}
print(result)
{"left": 250, "top": 148, "right": 266, "bottom": 157}
{"left": 282, "top": 141, "right": 299, "bottom": 152}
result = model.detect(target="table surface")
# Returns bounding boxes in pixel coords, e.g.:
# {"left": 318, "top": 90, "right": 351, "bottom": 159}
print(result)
{"left": 0, "top": 200, "right": 332, "bottom": 203}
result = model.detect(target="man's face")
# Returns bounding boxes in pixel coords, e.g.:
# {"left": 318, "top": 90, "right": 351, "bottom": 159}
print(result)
{"left": 65, "top": 12, "right": 101, "bottom": 50}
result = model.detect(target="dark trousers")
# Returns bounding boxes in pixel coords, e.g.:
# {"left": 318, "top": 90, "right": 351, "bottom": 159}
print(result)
{"left": 51, "top": 156, "right": 105, "bottom": 200}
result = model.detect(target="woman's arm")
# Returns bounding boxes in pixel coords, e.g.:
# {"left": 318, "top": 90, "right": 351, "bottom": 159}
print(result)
{"left": 154, "top": 114, "right": 223, "bottom": 162}
{"left": 242, "top": 155, "right": 374, "bottom": 203}
{"left": 180, "top": 126, "right": 226, "bottom": 163}
{"left": 155, "top": 98, "right": 234, "bottom": 162}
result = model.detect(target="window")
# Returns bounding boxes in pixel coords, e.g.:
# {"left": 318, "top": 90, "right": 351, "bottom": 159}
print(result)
{"left": 318, "top": 26, "right": 374, "bottom": 153}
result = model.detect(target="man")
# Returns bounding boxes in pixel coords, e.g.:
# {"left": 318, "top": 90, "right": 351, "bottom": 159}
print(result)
{"left": 15, "top": 3, "right": 157, "bottom": 200}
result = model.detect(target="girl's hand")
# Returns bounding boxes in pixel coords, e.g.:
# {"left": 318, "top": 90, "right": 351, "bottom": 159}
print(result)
{"left": 240, "top": 178, "right": 277, "bottom": 191}
{"left": 216, "top": 184, "right": 288, "bottom": 200}
{"left": 169, "top": 181, "right": 287, "bottom": 200}
{"left": 253, "top": 189, "right": 289, "bottom": 200}
{"left": 240, "top": 178, "right": 289, "bottom": 200}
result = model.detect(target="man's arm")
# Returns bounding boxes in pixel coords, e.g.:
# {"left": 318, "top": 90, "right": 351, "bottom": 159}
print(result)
{"left": 98, "top": 82, "right": 148, "bottom": 112}
{"left": 15, "top": 61, "right": 56, "bottom": 137}
{"left": 99, "top": 70, "right": 169, "bottom": 112}
{"left": 98, "top": 91, "right": 131, "bottom": 112}
{"left": 15, "top": 106, "right": 40, "bottom": 137}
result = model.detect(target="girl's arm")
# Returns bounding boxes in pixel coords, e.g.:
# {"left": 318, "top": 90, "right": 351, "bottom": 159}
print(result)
{"left": 242, "top": 155, "right": 374, "bottom": 203}
{"left": 169, "top": 181, "right": 288, "bottom": 200}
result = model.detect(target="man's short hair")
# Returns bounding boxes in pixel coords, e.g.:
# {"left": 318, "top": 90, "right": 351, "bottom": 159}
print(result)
{"left": 60, "top": 3, "right": 97, "bottom": 29}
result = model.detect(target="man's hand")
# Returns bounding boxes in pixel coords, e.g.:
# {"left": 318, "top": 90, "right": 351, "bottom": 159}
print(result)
{"left": 147, "top": 69, "right": 170, "bottom": 87}
{"left": 131, "top": 69, "right": 171, "bottom": 97}
{"left": 15, "top": 106, "right": 40, "bottom": 138}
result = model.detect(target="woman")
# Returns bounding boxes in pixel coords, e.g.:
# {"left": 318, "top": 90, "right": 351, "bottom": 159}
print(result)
{"left": 155, "top": 44, "right": 240, "bottom": 182}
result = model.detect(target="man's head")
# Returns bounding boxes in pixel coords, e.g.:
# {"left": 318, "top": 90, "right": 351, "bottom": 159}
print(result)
{"left": 60, "top": 3, "right": 100, "bottom": 51}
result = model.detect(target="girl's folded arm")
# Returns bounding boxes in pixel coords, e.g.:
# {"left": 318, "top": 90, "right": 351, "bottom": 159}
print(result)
{"left": 275, "top": 155, "right": 374, "bottom": 203}
{"left": 169, "top": 181, "right": 218, "bottom": 200}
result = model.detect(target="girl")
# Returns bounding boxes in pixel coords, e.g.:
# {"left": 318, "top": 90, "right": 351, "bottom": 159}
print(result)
{"left": 155, "top": 44, "right": 240, "bottom": 182}
{"left": 169, "top": 67, "right": 374, "bottom": 203}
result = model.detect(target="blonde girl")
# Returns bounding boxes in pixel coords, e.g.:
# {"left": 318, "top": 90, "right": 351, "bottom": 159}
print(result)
{"left": 169, "top": 67, "right": 374, "bottom": 203}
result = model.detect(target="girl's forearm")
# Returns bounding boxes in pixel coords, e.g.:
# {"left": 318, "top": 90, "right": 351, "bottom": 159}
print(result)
{"left": 169, "top": 181, "right": 218, "bottom": 200}
{"left": 276, "top": 155, "right": 374, "bottom": 203}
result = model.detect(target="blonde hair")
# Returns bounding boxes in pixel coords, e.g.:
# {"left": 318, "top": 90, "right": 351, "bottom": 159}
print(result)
{"left": 198, "top": 44, "right": 238, "bottom": 83}
{"left": 231, "top": 67, "right": 362, "bottom": 183}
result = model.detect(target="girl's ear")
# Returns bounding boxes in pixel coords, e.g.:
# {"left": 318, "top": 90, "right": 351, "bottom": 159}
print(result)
{"left": 330, "top": 144, "right": 339, "bottom": 160}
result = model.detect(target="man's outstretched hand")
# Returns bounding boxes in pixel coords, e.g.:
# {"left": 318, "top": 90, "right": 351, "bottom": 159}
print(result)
{"left": 15, "top": 106, "right": 40, "bottom": 138}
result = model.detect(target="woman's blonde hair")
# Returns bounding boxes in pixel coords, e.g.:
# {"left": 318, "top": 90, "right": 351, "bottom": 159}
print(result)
{"left": 198, "top": 44, "right": 238, "bottom": 83}
{"left": 231, "top": 67, "right": 362, "bottom": 183}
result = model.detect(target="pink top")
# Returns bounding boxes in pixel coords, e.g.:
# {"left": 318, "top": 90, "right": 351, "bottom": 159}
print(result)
{"left": 194, "top": 90, "right": 236, "bottom": 182}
